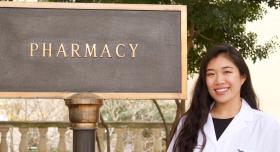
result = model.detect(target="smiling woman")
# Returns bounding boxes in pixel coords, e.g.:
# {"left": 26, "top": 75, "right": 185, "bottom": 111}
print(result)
{"left": 167, "top": 44, "right": 280, "bottom": 152}
{"left": 206, "top": 53, "right": 246, "bottom": 119}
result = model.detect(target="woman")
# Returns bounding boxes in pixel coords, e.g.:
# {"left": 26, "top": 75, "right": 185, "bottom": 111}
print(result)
{"left": 168, "top": 44, "right": 280, "bottom": 152}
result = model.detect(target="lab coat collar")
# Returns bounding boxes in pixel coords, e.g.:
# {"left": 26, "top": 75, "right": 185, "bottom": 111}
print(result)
{"left": 203, "top": 99, "right": 254, "bottom": 145}
{"left": 235, "top": 98, "right": 254, "bottom": 122}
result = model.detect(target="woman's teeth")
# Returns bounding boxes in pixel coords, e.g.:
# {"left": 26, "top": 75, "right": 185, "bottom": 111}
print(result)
{"left": 215, "top": 88, "right": 228, "bottom": 93}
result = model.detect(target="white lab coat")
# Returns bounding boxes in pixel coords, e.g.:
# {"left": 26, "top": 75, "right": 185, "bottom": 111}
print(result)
{"left": 168, "top": 99, "right": 280, "bottom": 152}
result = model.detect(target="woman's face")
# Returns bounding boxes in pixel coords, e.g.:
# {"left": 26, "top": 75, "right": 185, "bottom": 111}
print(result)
{"left": 206, "top": 54, "right": 246, "bottom": 104}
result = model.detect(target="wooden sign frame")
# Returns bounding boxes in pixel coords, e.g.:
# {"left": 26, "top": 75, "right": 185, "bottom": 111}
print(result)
{"left": 0, "top": 2, "right": 187, "bottom": 99}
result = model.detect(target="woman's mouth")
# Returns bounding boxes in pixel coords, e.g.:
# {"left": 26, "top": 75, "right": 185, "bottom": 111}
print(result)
{"left": 214, "top": 87, "right": 229, "bottom": 94}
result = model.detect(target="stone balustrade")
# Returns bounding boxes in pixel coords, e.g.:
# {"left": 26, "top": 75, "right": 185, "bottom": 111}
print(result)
{"left": 0, "top": 121, "right": 69, "bottom": 152}
{"left": 0, "top": 121, "right": 172, "bottom": 152}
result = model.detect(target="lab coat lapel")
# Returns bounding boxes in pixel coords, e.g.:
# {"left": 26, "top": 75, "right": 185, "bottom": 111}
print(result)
{"left": 202, "top": 99, "right": 254, "bottom": 148}
{"left": 203, "top": 113, "right": 219, "bottom": 146}
{"left": 217, "top": 99, "right": 254, "bottom": 143}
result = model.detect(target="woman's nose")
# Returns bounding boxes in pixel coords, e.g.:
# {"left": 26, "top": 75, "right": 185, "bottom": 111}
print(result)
{"left": 215, "top": 73, "right": 225, "bottom": 84}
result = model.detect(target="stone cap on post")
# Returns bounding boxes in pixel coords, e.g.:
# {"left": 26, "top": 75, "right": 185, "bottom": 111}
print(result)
{"left": 65, "top": 93, "right": 103, "bottom": 129}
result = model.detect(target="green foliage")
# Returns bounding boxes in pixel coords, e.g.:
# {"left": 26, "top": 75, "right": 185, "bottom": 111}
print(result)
{"left": 185, "top": 0, "right": 279, "bottom": 73}
{"left": 48, "top": 0, "right": 279, "bottom": 74}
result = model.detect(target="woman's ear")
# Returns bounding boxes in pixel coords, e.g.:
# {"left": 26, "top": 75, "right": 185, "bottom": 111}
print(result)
{"left": 241, "top": 75, "right": 246, "bottom": 85}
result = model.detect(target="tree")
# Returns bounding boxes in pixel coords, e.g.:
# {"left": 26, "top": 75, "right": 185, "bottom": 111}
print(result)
{"left": 50, "top": 0, "right": 279, "bottom": 74}
{"left": 182, "top": 0, "right": 280, "bottom": 73}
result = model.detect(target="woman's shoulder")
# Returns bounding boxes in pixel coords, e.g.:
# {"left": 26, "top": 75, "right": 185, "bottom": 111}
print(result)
{"left": 251, "top": 109, "right": 280, "bottom": 130}
{"left": 175, "top": 115, "right": 187, "bottom": 131}
{"left": 167, "top": 115, "right": 187, "bottom": 152}
{"left": 251, "top": 109, "right": 280, "bottom": 150}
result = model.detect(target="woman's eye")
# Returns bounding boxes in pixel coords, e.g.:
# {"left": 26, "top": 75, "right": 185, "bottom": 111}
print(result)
{"left": 225, "top": 71, "right": 232, "bottom": 74}
{"left": 206, "top": 73, "right": 215, "bottom": 76}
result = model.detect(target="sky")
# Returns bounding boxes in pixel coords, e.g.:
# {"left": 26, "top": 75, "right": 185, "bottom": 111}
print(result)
{"left": 245, "top": 6, "right": 280, "bottom": 122}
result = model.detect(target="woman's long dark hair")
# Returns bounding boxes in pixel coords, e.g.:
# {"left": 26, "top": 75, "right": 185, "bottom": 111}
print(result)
{"left": 171, "top": 43, "right": 258, "bottom": 152}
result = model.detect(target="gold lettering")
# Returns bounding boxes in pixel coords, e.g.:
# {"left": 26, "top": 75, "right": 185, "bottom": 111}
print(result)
{"left": 43, "top": 43, "right": 52, "bottom": 57}
{"left": 29, "top": 42, "right": 139, "bottom": 59}
{"left": 71, "top": 44, "right": 81, "bottom": 57}
{"left": 56, "top": 44, "right": 68, "bottom": 57}
{"left": 115, "top": 44, "right": 126, "bottom": 58}
{"left": 100, "top": 44, "right": 112, "bottom": 58}
{"left": 129, "top": 44, "right": 138, "bottom": 58}
{"left": 85, "top": 44, "right": 97, "bottom": 58}
{"left": 30, "top": 43, "right": 38, "bottom": 57}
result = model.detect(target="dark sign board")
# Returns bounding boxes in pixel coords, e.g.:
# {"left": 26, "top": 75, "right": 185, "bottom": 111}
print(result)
{"left": 0, "top": 2, "right": 187, "bottom": 99}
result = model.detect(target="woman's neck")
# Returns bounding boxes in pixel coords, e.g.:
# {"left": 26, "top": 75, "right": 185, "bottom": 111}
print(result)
{"left": 210, "top": 99, "right": 242, "bottom": 119}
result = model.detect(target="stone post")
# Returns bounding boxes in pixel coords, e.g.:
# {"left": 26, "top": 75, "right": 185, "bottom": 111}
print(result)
{"left": 65, "top": 94, "right": 102, "bottom": 152}
{"left": 58, "top": 128, "right": 67, "bottom": 152}
{"left": 19, "top": 127, "right": 29, "bottom": 152}
{"left": 0, "top": 127, "right": 9, "bottom": 152}
{"left": 38, "top": 128, "right": 48, "bottom": 152}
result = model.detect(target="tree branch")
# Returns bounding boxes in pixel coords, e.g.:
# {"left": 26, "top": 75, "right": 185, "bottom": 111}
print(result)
{"left": 167, "top": 99, "right": 185, "bottom": 146}
{"left": 96, "top": 131, "right": 102, "bottom": 152}
{"left": 198, "top": 32, "right": 215, "bottom": 42}
{"left": 100, "top": 113, "right": 110, "bottom": 152}
{"left": 152, "top": 99, "right": 169, "bottom": 146}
